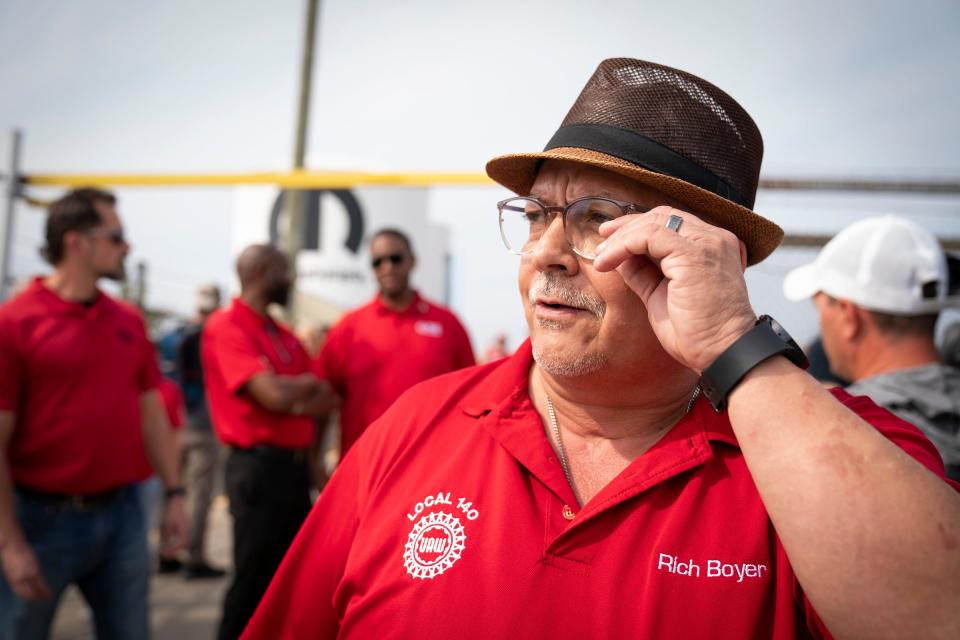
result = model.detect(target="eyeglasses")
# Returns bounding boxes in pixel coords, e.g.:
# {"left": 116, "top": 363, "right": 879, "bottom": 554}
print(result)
{"left": 497, "top": 196, "right": 648, "bottom": 259}
{"left": 87, "top": 228, "right": 127, "bottom": 246}
{"left": 371, "top": 253, "right": 406, "bottom": 269}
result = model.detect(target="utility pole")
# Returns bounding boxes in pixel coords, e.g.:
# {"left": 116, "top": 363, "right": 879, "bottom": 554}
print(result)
{"left": 285, "top": 0, "right": 321, "bottom": 261}
{"left": 135, "top": 260, "right": 147, "bottom": 309}
{"left": 1, "top": 129, "right": 23, "bottom": 301}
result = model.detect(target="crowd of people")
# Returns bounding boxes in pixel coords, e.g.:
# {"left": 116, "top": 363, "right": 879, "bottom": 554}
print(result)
{"left": 0, "top": 56, "right": 958, "bottom": 639}
{"left": 0, "top": 187, "right": 478, "bottom": 638}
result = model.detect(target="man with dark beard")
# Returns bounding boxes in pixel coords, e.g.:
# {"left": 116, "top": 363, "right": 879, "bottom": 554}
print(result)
{"left": 201, "top": 244, "right": 339, "bottom": 640}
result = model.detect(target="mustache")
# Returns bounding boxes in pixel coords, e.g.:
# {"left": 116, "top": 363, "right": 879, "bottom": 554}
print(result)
{"left": 528, "top": 273, "right": 605, "bottom": 320}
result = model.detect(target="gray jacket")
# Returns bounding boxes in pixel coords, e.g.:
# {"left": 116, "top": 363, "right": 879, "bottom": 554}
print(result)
{"left": 847, "top": 364, "right": 960, "bottom": 480}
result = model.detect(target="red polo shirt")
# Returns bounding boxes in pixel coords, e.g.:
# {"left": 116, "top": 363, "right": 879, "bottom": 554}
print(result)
{"left": 316, "top": 291, "right": 475, "bottom": 455}
{"left": 245, "top": 340, "right": 957, "bottom": 639}
{"left": 202, "top": 298, "right": 315, "bottom": 449}
{"left": 0, "top": 278, "right": 161, "bottom": 494}
{"left": 158, "top": 378, "right": 185, "bottom": 430}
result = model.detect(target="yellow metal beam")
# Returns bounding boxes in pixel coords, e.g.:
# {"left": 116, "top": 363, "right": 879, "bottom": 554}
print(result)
{"left": 22, "top": 171, "right": 495, "bottom": 189}
{"left": 21, "top": 171, "right": 960, "bottom": 194}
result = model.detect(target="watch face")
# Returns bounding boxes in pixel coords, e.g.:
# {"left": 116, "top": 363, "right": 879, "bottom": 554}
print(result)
{"left": 760, "top": 315, "right": 808, "bottom": 368}
{"left": 764, "top": 315, "right": 786, "bottom": 338}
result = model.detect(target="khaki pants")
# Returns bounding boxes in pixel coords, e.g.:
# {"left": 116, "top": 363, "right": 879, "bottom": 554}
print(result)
{"left": 181, "top": 428, "right": 221, "bottom": 565}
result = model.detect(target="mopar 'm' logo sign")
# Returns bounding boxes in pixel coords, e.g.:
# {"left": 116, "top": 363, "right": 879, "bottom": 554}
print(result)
{"left": 268, "top": 189, "right": 365, "bottom": 254}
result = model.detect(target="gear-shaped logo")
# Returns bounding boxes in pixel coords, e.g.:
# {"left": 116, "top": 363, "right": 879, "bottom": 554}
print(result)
{"left": 403, "top": 511, "right": 466, "bottom": 580}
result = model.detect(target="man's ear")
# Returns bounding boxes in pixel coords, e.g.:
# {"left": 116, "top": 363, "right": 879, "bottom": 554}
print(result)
{"left": 838, "top": 300, "right": 866, "bottom": 341}
{"left": 62, "top": 229, "right": 86, "bottom": 258}
{"left": 251, "top": 261, "right": 272, "bottom": 285}
{"left": 738, "top": 241, "right": 748, "bottom": 272}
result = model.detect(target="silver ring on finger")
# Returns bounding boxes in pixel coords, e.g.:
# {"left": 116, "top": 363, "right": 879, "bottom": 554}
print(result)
{"left": 666, "top": 214, "right": 684, "bottom": 233}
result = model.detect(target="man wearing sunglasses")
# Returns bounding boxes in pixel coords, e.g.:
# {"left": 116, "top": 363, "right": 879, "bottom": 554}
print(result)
{"left": 0, "top": 188, "right": 187, "bottom": 639}
{"left": 315, "top": 228, "right": 475, "bottom": 461}
{"left": 246, "top": 59, "right": 960, "bottom": 639}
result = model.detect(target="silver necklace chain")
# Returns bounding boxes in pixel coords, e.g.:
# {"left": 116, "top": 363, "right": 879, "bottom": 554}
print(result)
{"left": 545, "top": 386, "right": 702, "bottom": 496}
{"left": 545, "top": 394, "right": 574, "bottom": 491}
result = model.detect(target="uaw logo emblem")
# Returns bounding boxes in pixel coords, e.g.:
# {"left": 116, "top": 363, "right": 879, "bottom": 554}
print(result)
{"left": 403, "top": 491, "right": 479, "bottom": 580}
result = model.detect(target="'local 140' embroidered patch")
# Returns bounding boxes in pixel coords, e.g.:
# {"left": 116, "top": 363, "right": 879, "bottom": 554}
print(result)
{"left": 403, "top": 491, "right": 479, "bottom": 580}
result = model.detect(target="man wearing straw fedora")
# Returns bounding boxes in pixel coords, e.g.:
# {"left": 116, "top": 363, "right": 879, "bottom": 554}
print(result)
{"left": 244, "top": 59, "right": 960, "bottom": 639}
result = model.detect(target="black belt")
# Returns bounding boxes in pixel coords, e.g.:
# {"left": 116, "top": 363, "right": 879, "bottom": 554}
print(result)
{"left": 16, "top": 486, "right": 123, "bottom": 510}
{"left": 231, "top": 445, "right": 310, "bottom": 464}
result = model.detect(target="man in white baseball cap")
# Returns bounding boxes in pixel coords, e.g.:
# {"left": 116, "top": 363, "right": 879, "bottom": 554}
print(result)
{"left": 784, "top": 215, "right": 960, "bottom": 480}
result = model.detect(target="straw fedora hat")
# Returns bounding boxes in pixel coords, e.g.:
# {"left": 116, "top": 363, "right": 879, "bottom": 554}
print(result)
{"left": 486, "top": 58, "right": 783, "bottom": 265}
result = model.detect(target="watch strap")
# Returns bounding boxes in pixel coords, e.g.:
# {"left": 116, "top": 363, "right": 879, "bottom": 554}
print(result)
{"left": 700, "top": 315, "right": 808, "bottom": 412}
{"left": 164, "top": 485, "right": 187, "bottom": 500}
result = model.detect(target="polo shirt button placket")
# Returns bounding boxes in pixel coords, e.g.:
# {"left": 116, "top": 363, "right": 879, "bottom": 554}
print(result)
{"left": 562, "top": 505, "right": 576, "bottom": 520}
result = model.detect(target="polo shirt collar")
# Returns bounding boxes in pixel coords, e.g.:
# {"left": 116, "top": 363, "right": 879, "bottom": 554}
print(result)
{"left": 373, "top": 290, "right": 424, "bottom": 317}
{"left": 459, "top": 339, "right": 739, "bottom": 447}
{"left": 29, "top": 277, "right": 106, "bottom": 317}
{"left": 229, "top": 297, "right": 276, "bottom": 330}
{"left": 459, "top": 339, "right": 741, "bottom": 521}
{"left": 697, "top": 398, "right": 739, "bottom": 446}
{"left": 458, "top": 339, "right": 534, "bottom": 418}
{"left": 460, "top": 340, "right": 577, "bottom": 502}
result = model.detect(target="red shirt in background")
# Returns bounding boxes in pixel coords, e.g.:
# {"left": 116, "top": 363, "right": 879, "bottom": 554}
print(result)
{"left": 315, "top": 292, "right": 474, "bottom": 456}
{"left": 124, "top": 377, "right": 186, "bottom": 482}
{"left": 0, "top": 278, "right": 161, "bottom": 494}
{"left": 202, "top": 298, "right": 315, "bottom": 449}
{"left": 158, "top": 378, "right": 185, "bottom": 430}
{"left": 244, "top": 340, "right": 958, "bottom": 640}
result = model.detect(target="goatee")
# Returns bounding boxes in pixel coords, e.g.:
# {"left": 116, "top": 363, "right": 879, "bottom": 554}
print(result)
{"left": 268, "top": 284, "right": 291, "bottom": 307}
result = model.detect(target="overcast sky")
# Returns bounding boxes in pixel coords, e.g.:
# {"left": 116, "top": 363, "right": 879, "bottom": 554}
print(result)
{"left": 1, "top": 0, "right": 959, "bottom": 348}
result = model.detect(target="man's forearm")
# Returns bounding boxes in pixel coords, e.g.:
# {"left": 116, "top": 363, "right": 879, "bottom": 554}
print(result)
{"left": 143, "top": 423, "right": 180, "bottom": 488}
{"left": 272, "top": 377, "right": 315, "bottom": 407}
{"left": 0, "top": 414, "right": 25, "bottom": 550}
{"left": 728, "top": 356, "right": 960, "bottom": 638}
{"left": 247, "top": 373, "right": 322, "bottom": 414}
{"left": 0, "top": 458, "right": 26, "bottom": 550}
{"left": 247, "top": 373, "right": 338, "bottom": 417}
{"left": 0, "top": 445, "right": 51, "bottom": 601}
{"left": 141, "top": 392, "right": 182, "bottom": 489}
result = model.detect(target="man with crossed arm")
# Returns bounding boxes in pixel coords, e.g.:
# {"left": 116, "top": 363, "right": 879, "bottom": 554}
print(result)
{"left": 202, "top": 244, "right": 339, "bottom": 640}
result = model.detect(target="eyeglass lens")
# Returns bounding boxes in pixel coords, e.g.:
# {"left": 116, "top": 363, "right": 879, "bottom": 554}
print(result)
{"left": 498, "top": 197, "right": 626, "bottom": 258}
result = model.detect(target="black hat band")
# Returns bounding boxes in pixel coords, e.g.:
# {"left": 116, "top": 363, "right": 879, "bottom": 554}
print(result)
{"left": 544, "top": 123, "right": 749, "bottom": 208}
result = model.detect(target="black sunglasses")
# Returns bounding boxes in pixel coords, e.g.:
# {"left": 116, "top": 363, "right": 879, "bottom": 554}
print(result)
{"left": 371, "top": 253, "right": 406, "bottom": 269}
{"left": 87, "top": 228, "right": 127, "bottom": 246}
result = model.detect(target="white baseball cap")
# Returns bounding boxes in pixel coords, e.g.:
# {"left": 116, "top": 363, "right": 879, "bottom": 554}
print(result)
{"left": 783, "top": 215, "right": 953, "bottom": 315}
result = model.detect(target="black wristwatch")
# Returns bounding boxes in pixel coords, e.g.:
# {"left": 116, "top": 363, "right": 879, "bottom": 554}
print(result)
{"left": 700, "top": 315, "right": 808, "bottom": 413}
{"left": 164, "top": 485, "right": 187, "bottom": 500}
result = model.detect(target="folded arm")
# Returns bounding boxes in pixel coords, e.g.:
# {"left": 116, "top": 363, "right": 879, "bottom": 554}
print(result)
{"left": 244, "top": 372, "right": 340, "bottom": 417}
